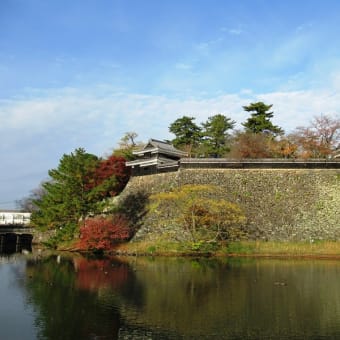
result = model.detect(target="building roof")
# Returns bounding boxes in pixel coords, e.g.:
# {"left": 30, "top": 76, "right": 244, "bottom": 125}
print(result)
{"left": 132, "top": 139, "right": 187, "bottom": 158}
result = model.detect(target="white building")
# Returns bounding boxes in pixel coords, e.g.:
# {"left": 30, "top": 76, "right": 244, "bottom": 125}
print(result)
{"left": 0, "top": 210, "right": 31, "bottom": 225}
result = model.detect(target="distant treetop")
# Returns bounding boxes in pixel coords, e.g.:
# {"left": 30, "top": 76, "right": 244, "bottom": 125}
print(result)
{"left": 242, "top": 102, "right": 284, "bottom": 136}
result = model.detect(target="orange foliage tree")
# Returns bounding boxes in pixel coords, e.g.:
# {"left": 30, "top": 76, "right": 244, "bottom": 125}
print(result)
{"left": 229, "top": 132, "right": 273, "bottom": 158}
{"left": 230, "top": 132, "right": 299, "bottom": 159}
{"left": 290, "top": 114, "right": 340, "bottom": 158}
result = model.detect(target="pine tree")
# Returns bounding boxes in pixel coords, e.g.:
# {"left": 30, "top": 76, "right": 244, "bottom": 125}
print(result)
{"left": 242, "top": 102, "right": 284, "bottom": 135}
{"left": 201, "top": 114, "right": 235, "bottom": 157}
{"left": 169, "top": 116, "right": 202, "bottom": 156}
{"left": 31, "top": 148, "right": 99, "bottom": 235}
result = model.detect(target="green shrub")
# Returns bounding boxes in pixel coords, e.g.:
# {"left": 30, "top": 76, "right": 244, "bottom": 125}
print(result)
{"left": 149, "top": 185, "right": 247, "bottom": 242}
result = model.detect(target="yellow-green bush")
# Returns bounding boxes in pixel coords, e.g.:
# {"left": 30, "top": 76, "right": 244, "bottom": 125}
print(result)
{"left": 149, "top": 185, "right": 246, "bottom": 242}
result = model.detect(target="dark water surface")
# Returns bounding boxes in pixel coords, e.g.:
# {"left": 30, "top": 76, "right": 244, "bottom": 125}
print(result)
{"left": 1, "top": 252, "right": 340, "bottom": 339}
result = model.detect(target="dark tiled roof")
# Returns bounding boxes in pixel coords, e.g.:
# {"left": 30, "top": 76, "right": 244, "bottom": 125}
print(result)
{"left": 133, "top": 139, "right": 187, "bottom": 157}
{"left": 146, "top": 139, "right": 181, "bottom": 152}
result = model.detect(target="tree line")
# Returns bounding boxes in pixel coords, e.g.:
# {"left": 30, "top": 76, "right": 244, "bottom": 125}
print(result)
{"left": 167, "top": 101, "right": 340, "bottom": 159}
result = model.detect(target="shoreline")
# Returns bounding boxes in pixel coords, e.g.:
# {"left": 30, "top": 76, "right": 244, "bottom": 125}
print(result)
{"left": 24, "top": 241, "right": 340, "bottom": 261}
{"left": 53, "top": 240, "right": 340, "bottom": 260}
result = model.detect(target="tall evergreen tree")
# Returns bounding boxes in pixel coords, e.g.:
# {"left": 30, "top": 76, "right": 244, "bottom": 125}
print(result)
{"left": 242, "top": 102, "right": 284, "bottom": 135}
{"left": 31, "top": 148, "right": 99, "bottom": 235}
{"left": 201, "top": 114, "right": 235, "bottom": 157}
{"left": 169, "top": 116, "right": 202, "bottom": 156}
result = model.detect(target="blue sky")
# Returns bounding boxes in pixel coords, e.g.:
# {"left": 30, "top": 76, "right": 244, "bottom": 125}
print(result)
{"left": 1, "top": 0, "right": 340, "bottom": 209}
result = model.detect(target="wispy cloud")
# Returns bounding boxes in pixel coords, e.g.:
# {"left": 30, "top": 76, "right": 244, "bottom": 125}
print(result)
{"left": 174, "top": 63, "right": 193, "bottom": 70}
{"left": 296, "top": 22, "right": 313, "bottom": 33}
{"left": 228, "top": 28, "right": 243, "bottom": 35}
{"left": 258, "top": 89, "right": 340, "bottom": 131}
{"left": 1, "top": 83, "right": 339, "bottom": 206}
{"left": 194, "top": 37, "right": 224, "bottom": 54}
{"left": 2, "top": 84, "right": 339, "bottom": 146}
{"left": 220, "top": 26, "right": 243, "bottom": 35}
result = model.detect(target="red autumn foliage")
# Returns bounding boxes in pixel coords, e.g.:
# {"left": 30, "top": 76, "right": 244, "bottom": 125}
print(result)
{"left": 86, "top": 155, "right": 131, "bottom": 198}
{"left": 78, "top": 215, "right": 132, "bottom": 251}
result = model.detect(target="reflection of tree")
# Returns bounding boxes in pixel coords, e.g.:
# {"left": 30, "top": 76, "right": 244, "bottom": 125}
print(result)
{"left": 73, "top": 257, "right": 145, "bottom": 307}
{"left": 74, "top": 258, "right": 129, "bottom": 291}
{"left": 25, "top": 255, "right": 131, "bottom": 339}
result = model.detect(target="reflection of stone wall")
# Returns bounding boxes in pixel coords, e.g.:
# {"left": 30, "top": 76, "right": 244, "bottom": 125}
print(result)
{"left": 121, "top": 169, "right": 340, "bottom": 242}
{"left": 119, "top": 257, "right": 340, "bottom": 339}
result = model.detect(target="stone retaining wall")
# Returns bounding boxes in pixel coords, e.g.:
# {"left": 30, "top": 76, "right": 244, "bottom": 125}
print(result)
{"left": 120, "top": 169, "right": 340, "bottom": 242}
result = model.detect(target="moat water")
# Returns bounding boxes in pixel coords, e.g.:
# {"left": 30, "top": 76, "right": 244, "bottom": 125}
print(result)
{"left": 1, "top": 251, "right": 340, "bottom": 339}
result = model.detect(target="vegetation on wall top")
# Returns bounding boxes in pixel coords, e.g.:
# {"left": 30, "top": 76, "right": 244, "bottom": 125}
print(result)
{"left": 168, "top": 102, "right": 340, "bottom": 159}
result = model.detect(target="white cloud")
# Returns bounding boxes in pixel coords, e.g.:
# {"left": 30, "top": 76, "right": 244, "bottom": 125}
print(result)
{"left": 258, "top": 89, "right": 340, "bottom": 131}
{"left": 220, "top": 27, "right": 243, "bottom": 35}
{"left": 1, "top": 84, "right": 340, "bottom": 207}
{"left": 2, "top": 85, "right": 339, "bottom": 147}
{"left": 194, "top": 37, "right": 224, "bottom": 55}
{"left": 296, "top": 23, "right": 313, "bottom": 33}
{"left": 228, "top": 28, "right": 243, "bottom": 35}
{"left": 175, "top": 63, "right": 193, "bottom": 70}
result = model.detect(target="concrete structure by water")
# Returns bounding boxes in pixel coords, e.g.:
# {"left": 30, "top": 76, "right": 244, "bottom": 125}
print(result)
{"left": 0, "top": 211, "right": 33, "bottom": 253}
{"left": 0, "top": 232, "right": 33, "bottom": 253}
{"left": 0, "top": 210, "right": 31, "bottom": 225}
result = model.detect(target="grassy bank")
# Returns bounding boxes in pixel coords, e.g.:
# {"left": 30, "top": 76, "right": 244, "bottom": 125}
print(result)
{"left": 112, "top": 240, "right": 340, "bottom": 258}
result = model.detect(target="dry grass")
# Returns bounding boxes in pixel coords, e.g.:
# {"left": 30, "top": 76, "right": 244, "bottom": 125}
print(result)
{"left": 113, "top": 240, "right": 340, "bottom": 258}
{"left": 242, "top": 241, "right": 340, "bottom": 257}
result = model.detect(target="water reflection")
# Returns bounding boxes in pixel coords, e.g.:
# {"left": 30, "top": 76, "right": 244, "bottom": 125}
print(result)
{"left": 2, "top": 254, "right": 340, "bottom": 339}
{"left": 25, "top": 255, "right": 125, "bottom": 339}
